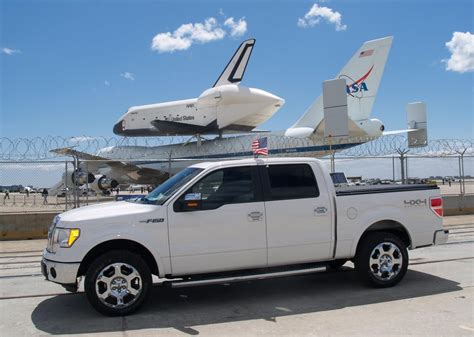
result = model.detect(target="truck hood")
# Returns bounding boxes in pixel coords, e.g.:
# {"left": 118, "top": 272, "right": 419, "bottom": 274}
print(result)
{"left": 57, "top": 201, "right": 159, "bottom": 224}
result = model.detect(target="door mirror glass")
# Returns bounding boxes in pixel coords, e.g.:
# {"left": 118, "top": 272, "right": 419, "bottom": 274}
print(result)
{"left": 177, "top": 193, "right": 202, "bottom": 211}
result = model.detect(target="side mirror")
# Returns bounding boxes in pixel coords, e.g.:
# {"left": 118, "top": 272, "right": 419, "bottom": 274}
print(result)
{"left": 174, "top": 193, "right": 202, "bottom": 212}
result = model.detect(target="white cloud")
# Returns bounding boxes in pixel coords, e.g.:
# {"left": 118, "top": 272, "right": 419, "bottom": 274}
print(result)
{"left": 444, "top": 32, "right": 474, "bottom": 74}
{"left": 1, "top": 47, "right": 21, "bottom": 55}
{"left": 69, "top": 136, "right": 97, "bottom": 142}
{"left": 104, "top": 80, "right": 110, "bottom": 86}
{"left": 224, "top": 17, "right": 247, "bottom": 37}
{"left": 297, "top": 4, "right": 347, "bottom": 31}
{"left": 151, "top": 16, "right": 247, "bottom": 53}
{"left": 120, "top": 72, "right": 135, "bottom": 81}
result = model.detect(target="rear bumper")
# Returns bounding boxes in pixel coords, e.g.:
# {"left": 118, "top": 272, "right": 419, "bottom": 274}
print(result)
{"left": 433, "top": 229, "right": 449, "bottom": 245}
{"left": 41, "top": 257, "right": 80, "bottom": 286}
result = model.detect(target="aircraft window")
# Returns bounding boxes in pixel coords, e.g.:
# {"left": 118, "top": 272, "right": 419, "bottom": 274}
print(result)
{"left": 180, "top": 166, "right": 260, "bottom": 211}
{"left": 266, "top": 164, "right": 319, "bottom": 201}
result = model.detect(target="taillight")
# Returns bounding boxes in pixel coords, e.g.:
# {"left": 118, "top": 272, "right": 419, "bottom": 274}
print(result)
{"left": 430, "top": 197, "right": 443, "bottom": 217}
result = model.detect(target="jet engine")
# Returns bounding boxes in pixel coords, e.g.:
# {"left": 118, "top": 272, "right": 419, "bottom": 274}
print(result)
{"left": 90, "top": 175, "right": 119, "bottom": 192}
{"left": 70, "top": 169, "right": 95, "bottom": 186}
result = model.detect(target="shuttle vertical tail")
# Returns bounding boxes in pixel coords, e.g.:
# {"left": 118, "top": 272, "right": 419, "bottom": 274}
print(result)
{"left": 213, "top": 39, "right": 256, "bottom": 87}
{"left": 285, "top": 36, "right": 393, "bottom": 138}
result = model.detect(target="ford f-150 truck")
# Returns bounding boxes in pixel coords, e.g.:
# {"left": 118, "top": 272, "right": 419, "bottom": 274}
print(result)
{"left": 42, "top": 158, "right": 448, "bottom": 316}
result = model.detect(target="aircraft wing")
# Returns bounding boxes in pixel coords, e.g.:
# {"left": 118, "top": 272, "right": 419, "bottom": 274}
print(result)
{"left": 213, "top": 38, "right": 255, "bottom": 87}
{"left": 51, "top": 147, "right": 137, "bottom": 171}
{"left": 50, "top": 147, "right": 169, "bottom": 185}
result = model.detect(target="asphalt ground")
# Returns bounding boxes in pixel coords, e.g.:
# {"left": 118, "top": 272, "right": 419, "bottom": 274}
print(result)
{"left": 0, "top": 215, "right": 472, "bottom": 336}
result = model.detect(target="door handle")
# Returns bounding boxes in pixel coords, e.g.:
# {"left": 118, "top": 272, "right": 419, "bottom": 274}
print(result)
{"left": 314, "top": 206, "right": 328, "bottom": 216}
{"left": 247, "top": 211, "right": 263, "bottom": 221}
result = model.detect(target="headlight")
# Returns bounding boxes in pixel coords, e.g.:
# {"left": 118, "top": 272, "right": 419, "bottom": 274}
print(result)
{"left": 55, "top": 228, "right": 81, "bottom": 248}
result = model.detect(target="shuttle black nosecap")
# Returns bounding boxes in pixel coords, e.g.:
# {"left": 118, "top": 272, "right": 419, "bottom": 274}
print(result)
{"left": 113, "top": 121, "right": 124, "bottom": 135}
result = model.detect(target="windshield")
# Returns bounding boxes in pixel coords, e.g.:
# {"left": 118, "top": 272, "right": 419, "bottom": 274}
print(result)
{"left": 134, "top": 167, "right": 203, "bottom": 205}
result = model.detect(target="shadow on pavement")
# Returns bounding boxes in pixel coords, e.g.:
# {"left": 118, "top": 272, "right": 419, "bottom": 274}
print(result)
{"left": 31, "top": 268, "right": 462, "bottom": 335}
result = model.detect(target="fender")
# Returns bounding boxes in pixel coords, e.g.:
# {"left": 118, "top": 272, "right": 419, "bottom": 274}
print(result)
{"left": 349, "top": 206, "right": 412, "bottom": 257}
{"left": 80, "top": 231, "right": 168, "bottom": 278}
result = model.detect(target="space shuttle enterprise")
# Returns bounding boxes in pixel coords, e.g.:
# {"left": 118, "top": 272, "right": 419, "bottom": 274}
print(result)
{"left": 113, "top": 39, "right": 284, "bottom": 137}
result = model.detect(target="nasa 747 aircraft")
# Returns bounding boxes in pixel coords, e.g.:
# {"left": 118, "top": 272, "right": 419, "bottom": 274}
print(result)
{"left": 53, "top": 36, "right": 428, "bottom": 193}
{"left": 113, "top": 38, "right": 284, "bottom": 137}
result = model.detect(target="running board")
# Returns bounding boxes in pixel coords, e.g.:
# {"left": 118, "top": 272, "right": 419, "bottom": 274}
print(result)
{"left": 166, "top": 266, "right": 327, "bottom": 288}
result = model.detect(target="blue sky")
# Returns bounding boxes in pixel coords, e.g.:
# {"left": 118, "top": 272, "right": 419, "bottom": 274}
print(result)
{"left": 1, "top": 0, "right": 473, "bottom": 140}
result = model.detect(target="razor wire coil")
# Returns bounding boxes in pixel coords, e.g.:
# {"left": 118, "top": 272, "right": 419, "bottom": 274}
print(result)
{"left": 0, "top": 135, "right": 472, "bottom": 161}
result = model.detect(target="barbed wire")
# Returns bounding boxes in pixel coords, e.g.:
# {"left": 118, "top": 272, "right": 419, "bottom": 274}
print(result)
{"left": 0, "top": 135, "right": 472, "bottom": 161}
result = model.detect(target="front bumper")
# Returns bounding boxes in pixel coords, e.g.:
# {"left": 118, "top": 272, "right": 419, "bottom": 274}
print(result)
{"left": 434, "top": 229, "right": 449, "bottom": 245}
{"left": 41, "top": 256, "right": 80, "bottom": 286}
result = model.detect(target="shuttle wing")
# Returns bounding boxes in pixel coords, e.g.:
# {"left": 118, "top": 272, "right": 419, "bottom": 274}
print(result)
{"left": 150, "top": 120, "right": 219, "bottom": 135}
{"left": 213, "top": 38, "right": 255, "bottom": 87}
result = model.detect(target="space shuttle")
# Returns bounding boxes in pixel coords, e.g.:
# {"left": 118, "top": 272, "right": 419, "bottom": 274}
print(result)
{"left": 113, "top": 39, "right": 284, "bottom": 137}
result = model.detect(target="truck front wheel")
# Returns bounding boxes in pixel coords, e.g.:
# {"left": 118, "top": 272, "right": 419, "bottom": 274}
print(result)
{"left": 355, "top": 232, "right": 408, "bottom": 287}
{"left": 84, "top": 250, "right": 152, "bottom": 316}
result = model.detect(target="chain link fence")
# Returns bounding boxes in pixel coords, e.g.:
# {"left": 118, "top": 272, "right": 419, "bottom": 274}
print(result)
{"left": 0, "top": 135, "right": 472, "bottom": 214}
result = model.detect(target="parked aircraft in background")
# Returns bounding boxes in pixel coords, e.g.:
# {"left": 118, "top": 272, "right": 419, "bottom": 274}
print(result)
{"left": 113, "top": 39, "right": 284, "bottom": 138}
{"left": 52, "top": 36, "right": 428, "bottom": 194}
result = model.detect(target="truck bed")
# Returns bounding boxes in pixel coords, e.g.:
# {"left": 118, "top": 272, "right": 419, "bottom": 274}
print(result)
{"left": 335, "top": 184, "right": 439, "bottom": 196}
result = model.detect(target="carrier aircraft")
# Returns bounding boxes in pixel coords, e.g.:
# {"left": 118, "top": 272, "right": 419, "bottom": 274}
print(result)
{"left": 52, "top": 36, "right": 428, "bottom": 193}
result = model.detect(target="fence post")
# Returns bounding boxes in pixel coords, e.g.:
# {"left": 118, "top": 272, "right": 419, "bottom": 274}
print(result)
{"left": 405, "top": 156, "right": 409, "bottom": 183}
{"left": 65, "top": 161, "right": 68, "bottom": 211}
{"left": 85, "top": 161, "right": 89, "bottom": 206}
{"left": 397, "top": 149, "right": 410, "bottom": 184}
{"left": 392, "top": 156, "right": 395, "bottom": 182}
{"left": 168, "top": 151, "right": 172, "bottom": 177}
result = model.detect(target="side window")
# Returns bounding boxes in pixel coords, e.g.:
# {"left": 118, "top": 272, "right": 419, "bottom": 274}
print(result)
{"left": 266, "top": 164, "right": 319, "bottom": 201}
{"left": 179, "top": 166, "right": 261, "bottom": 211}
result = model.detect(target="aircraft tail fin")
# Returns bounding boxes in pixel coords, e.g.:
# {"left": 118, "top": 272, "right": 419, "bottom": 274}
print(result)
{"left": 286, "top": 36, "right": 393, "bottom": 138}
{"left": 213, "top": 38, "right": 255, "bottom": 87}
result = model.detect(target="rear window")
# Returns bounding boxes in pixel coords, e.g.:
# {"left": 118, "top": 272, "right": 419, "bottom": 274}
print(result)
{"left": 267, "top": 164, "right": 319, "bottom": 201}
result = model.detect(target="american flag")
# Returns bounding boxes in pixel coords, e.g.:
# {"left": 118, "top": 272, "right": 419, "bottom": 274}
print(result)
{"left": 359, "top": 49, "right": 374, "bottom": 58}
{"left": 252, "top": 137, "right": 268, "bottom": 156}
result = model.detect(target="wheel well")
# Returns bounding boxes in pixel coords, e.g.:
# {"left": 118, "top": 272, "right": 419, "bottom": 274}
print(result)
{"left": 77, "top": 239, "right": 159, "bottom": 277}
{"left": 356, "top": 220, "right": 412, "bottom": 253}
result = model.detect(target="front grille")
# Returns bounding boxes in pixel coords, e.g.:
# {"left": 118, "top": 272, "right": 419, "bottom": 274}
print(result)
{"left": 46, "top": 223, "right": 57, "bottom": 253}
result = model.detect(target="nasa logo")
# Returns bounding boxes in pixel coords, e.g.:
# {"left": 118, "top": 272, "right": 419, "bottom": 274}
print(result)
{"left": 342, "top": 65, "right": 374, "bottom": 97}
{"left": 346, "top": 82, "right": 369, "bottom": 94}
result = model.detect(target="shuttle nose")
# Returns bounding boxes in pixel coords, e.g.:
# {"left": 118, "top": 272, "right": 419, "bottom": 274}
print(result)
{"left": 255, "top": 89, "right": 285, "bottom": 107}
{"left": 265, "top": 93, "right": 285, "bottom": 108}
{"left": 113, "top": 120, "right": 125, "bottom": 135}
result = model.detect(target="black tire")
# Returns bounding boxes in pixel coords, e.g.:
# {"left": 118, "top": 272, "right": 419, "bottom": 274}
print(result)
{"left": 326, "top": 259, "right": 348, "bottom": 270}
{"left": 355, "top": 232, "right": 408, "bottom": 288}
{"left": 84, "top": 250, "right": 152, "bottom": 316}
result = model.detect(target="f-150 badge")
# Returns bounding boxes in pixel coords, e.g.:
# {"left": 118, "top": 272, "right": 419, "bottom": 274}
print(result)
{"left": 139, "top": 218, "right": 165, "bottom": 223}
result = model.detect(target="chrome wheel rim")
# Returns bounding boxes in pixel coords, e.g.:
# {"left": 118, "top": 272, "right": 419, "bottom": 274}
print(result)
{"left": 95, "top": 263, "right": 142, "bottom": 308}
{"left": 369, "top": 242, "right": 403, "bottom": 281}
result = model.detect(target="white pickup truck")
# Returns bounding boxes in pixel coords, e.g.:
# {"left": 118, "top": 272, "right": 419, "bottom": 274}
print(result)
{"left": 42, "top": 157, "right": 448, "bottom": 316}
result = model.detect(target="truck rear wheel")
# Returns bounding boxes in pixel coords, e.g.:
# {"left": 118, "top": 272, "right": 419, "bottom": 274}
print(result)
{"left": 84, "top": 250, "right": 152, "bottom": 316}
{"left": 355, "top": 232, "right": 408, "bottom": 287}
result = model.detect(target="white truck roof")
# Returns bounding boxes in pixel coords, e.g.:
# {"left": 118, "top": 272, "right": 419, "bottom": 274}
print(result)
{"left": 190, "top": 157, "right": 321, "bottom": 170}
